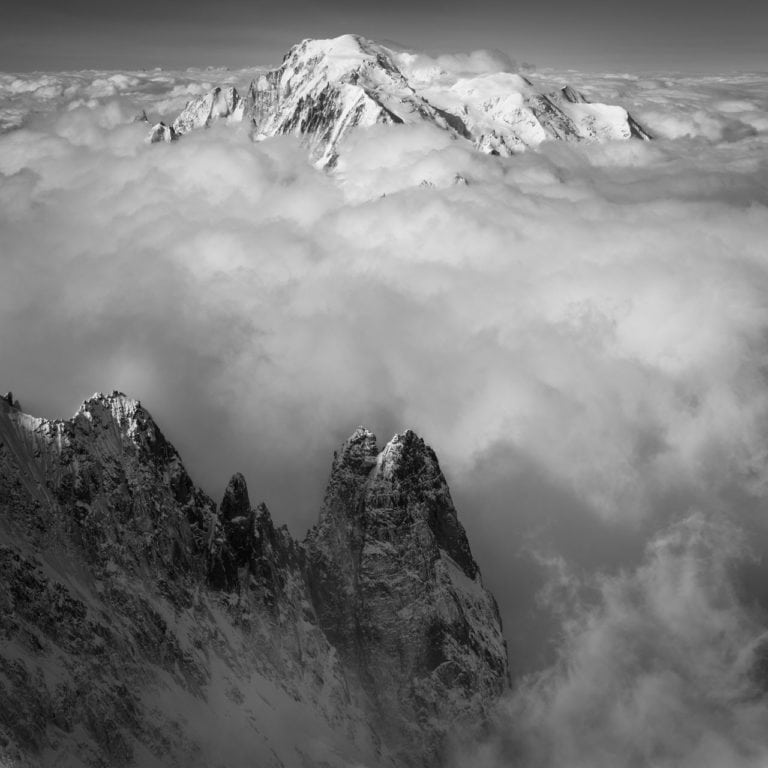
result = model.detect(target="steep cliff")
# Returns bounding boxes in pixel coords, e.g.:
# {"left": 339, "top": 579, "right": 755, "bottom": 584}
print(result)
{"left": 306, "top": 428, "right": 509, "bottom": 765}
{"left": 0, "top": 393, "right": 384, "bottom": 768}
{"left": 0, "top": 392, "right": 508, "bottom": 767}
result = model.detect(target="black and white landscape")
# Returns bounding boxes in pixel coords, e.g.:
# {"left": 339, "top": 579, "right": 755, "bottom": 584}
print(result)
{"left": 1, "top": 21, "right": 768, "bottom": 768}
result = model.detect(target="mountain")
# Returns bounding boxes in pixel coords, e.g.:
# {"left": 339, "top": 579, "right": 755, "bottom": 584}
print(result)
{"left": 149, "top": 34, "right": 651, "bottom": 165}
{"left": 306, "top": 428, "right": 509, "bottom": 765}
{"left": 0, "top": 391, "right": 508, "bottom": 767}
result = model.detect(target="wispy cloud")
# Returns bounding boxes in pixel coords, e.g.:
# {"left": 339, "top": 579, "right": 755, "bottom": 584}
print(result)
{"left": 461, "top": 514, "right": 768, "bottom": 768}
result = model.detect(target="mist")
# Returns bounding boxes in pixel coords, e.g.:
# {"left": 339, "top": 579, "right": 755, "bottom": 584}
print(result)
{"left": 2, "top": 62, "right": 768, "bottom": 765}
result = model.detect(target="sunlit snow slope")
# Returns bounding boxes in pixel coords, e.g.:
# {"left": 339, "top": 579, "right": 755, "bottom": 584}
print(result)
{"left": 150, "top": 34, "right": 650, "bottom": 164}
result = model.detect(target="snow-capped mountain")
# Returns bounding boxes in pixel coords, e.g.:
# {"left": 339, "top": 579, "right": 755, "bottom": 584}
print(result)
{"left": 150, "top": 34, "right": 651, "bottom": 164}
{"left": 0, "top": 390, "right": 508, "bottom": 767}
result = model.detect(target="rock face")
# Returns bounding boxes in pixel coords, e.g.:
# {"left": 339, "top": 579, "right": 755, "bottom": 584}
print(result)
{"left": 172, "top": 86, "right": 245, "bottom": 137}
{"left": 156, "top": 33, "right": 651, "bottom": 165}
{"left": 147, "top": 121, "right": 175, "bottom": 143}
{"left": 306, "top": 428, "right": 509, "bottom": 764}
{"left": 0, "top": 392, "right": 508, "bottom": 768}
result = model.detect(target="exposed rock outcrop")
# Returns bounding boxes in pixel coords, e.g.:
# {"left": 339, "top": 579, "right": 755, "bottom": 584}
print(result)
{"left": 172, "top": 85, "right": 244, "bottom": 137}
{"left": 0, "top": 392, "right": 508, "bottom": 767}
{"left": 147, "top": 121, "right": 175, "bottom": 143}
{"left": 307, "top": 428, "right": 509, "bottom": 765}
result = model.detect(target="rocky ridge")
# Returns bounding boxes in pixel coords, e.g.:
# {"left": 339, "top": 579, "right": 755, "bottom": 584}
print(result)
{"left": 149, "top": 34, "right": 651, "bottom": 165}
{"left": 0, "top": 391, "right": 508, "bottom": 768}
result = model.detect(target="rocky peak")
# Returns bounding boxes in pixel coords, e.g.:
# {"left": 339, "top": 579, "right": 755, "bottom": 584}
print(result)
{"left": 0, "top": 394, "right": 388, "bottom": 768}
{"left": 334, "top": 425, "right": 379, "bottom": 473}
{"left": 317, "top": 426, "right": 379, "bottom": 533}
{"left": 371, "top": 430, "right": 479, "bottom": 578}
{"left": 76, "top": 390, "right": 140, "bottom": 425}
{"left": 1, "top": 391, "right": 20, "bottom": 410}
{"left": 170, "top": 85, "right": 244, "bottom": 138}
{"left": 73, "top": 392, "right": 188, "bottom": 481}
{"left": 1, "top": 395, "right": 508, "bottom": 768}
{"left": 307, "top": 427, "right": 508, "bottom": 765}
{"left": 374, "top": 428, "right": 435, "bottom": 481}
{"left": 0, "top": 390, "right": 207, "bottom": 577}
{"left": 147, "top": 121, "right": 175, "bottom": 143}
{"left": 215, "top": 472, "right": 255, "bottom": 578}
{"left": 209, "top": 472, "right": 305, "bottom": 609}
{"left": 220, "top": 472, "right": 251, "bottom": 522}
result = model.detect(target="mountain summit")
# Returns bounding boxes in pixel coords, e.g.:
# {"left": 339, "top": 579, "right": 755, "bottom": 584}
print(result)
{"left": 150, "top": 34, "right": 651, "bottom": 165}
{"left": 0, "top": 392, "right": 508, "bottom": 767}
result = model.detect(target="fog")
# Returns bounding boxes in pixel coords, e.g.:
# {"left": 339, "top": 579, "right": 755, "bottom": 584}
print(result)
{"left": 1, "top": 63, "right": 768, "bottom": 766}
{"left": 454, "top": 514, "right": 768, "bottom": 768}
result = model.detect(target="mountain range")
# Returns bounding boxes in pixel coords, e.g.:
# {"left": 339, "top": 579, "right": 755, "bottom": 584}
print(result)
{"left": 0, "top": 390, "right": 508, "bottom": 767}
{"left": 147, "top": 34, "right": 651, "bottom": 165}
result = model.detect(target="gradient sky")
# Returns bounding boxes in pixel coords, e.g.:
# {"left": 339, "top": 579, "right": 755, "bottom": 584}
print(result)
{"left": 2, "top": 0, "right": 766, "bottom": 73}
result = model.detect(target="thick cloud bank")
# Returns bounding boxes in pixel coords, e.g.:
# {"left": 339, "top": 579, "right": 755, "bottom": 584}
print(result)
{"left": 459, "top": 514, "right": 768, "bottom": 768}
{"left": 1, "top": 61, "right": 768, "bottom": 766}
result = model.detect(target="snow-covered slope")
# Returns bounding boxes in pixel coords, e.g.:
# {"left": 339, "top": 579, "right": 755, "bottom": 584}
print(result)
{"left": 155, "top": 34, "right": 651, "bottom": 164}
{"left": 0, "top": 391, "right": 508, "bottom": 767}
{"left": 243, "top": 35, "right": 471, "bottom": 166}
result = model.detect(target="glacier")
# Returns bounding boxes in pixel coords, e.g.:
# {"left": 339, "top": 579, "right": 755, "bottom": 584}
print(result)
{"left": 149, "top": 34, "right": 651, "bottom": 165}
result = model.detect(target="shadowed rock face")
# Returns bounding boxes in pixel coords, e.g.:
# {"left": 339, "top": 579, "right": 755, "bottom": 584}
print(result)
{"left": 307, "top": 428, "right": 509, "bottom": 765}
{"left": 0, "top": 393, "right": 508, "bottom": 768}
{"left": 215, "top": 472, "right": 254, "bottom": 578}
{"left": 0, "top": 393, "right": 215, "bottom": 766}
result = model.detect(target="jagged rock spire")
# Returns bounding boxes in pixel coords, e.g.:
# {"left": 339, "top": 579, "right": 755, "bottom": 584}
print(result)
{"left": 147, "top": 121, "right": 175, "bottom": 143}
{"left": 171, "top": 86, "right": 244, "bottom": 137}
{"left": 1, "top": 394, "right": 509, "bottom": 767}
{"left": 1, "top": 391, "right": 20, "bottom": 410}
{"left": 221, "top": 472, "right": 251, "bottom": 522}
{"left": 219, "top": 472, "right": 254, "bottom": 571}
{"left": 307, "top": 427, "right": 508, "bottom": 765}
{"left": 0, "top": 392, "right": 385, "bottom": 767}
{"left": 371, "top": 429, "right": 478, "bottom": 577}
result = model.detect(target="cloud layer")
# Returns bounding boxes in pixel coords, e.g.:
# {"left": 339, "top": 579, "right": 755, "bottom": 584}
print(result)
{"left": 1, "top": 61, "right": 768, "bottom": 766}
{"left": 458, "top": 514, "right": 768, "bottom": 768}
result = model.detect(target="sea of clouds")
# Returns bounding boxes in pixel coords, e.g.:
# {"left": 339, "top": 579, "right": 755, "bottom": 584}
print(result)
{"left": 1, "top": 58, "right": 768, "bottom": 766}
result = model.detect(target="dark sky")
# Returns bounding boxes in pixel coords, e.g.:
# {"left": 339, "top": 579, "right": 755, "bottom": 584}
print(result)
{"left": 1, "top": 0, "right": 766, "bottom": 73}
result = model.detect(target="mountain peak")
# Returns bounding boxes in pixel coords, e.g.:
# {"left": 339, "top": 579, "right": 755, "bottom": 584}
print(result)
{"left": 155, "top": 33, "right": 651, "bottom": 166}
{"left": 2, "top": 390, "right": 508, "bottom": 767}
{"left": 283, "top": 34, "right": 391, "bottom": 75}
{"left": 307, "top": 421, "right": 507, "bottom": 763}
{"left": 289, "top": 33, "right": 372, "bottom": 60}
{"left": 76, "top": 390, "right": 142, "bottom": 421}
{"left": 220, "top": 472, "right": 251, "bottom": 522}
{"left": 346, "top": 424, "right": 376, "bottom": 442}
{"left": 332, "top": 426, "right": 379, "bottom": 476}
{"left": 172, "top": 85, "right": 244, "bottom": 137}
{"left": 1, "top": 391, "right": 21, "bottom": 410}
{"left": 376, "top": 429, "right": 440, "bottom": 484}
